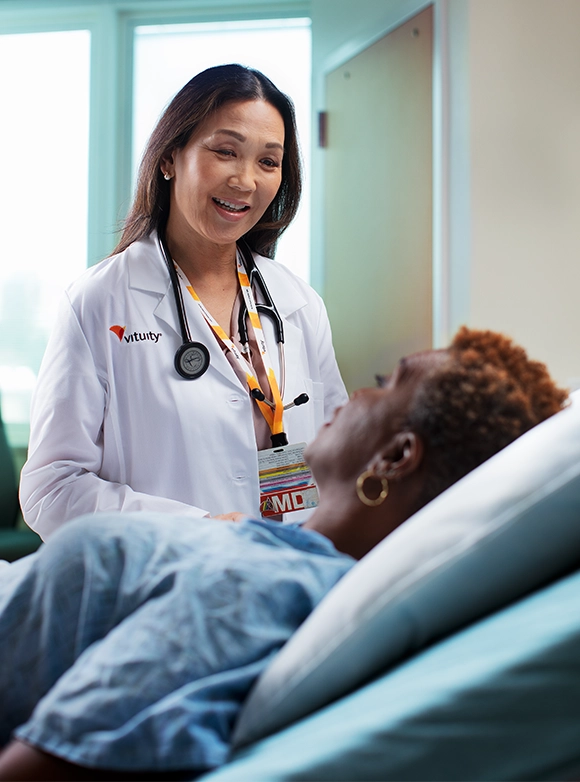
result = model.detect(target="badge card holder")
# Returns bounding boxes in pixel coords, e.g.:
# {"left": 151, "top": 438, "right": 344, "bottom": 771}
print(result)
{"left": 258, "top": 442, "right": 319, "bottom": 518}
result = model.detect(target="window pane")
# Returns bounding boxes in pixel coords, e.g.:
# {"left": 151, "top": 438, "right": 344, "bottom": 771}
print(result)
{"left": 133, "top": 19, "right": 311, "bottom": 280}
{"left": 0, "top": 30, "right": 90, "bottom": 446}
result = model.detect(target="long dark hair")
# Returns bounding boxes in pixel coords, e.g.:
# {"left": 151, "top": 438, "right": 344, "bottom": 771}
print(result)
{"left": 113, "top": 64, "right": 302, "bottom": 259}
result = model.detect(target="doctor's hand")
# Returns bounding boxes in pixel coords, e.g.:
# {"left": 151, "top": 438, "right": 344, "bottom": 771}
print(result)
{"left": 212, "top": 512, "right": 247, "bottom": 522}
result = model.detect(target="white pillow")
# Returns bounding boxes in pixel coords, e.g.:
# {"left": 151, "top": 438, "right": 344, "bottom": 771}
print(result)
{"left": 233, "top": 390, "right": 580, "bottom": 748}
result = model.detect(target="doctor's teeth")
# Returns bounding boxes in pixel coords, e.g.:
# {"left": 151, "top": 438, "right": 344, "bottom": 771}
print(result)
{"left": 214, "top": 198, "right": 248, "bottom": 212}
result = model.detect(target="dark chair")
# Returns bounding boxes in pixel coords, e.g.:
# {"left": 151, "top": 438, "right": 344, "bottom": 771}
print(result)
{"left": 0, "top": 405, "right": 41, "bottom": 561}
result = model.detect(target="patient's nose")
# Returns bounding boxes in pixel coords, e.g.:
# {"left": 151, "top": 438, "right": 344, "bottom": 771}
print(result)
{"left": 350, "top": 388, "right": 372, "bottom": 400}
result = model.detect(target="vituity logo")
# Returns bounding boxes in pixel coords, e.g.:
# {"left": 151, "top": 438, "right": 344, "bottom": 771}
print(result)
{"left": 109, "top": 325, "right": 162, "bottom": 343}
{"left": 109, "top": 325, "right": 126, "bottom": 341}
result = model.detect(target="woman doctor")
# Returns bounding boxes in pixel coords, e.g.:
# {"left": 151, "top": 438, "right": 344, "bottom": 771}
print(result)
{"left": 20, "top": 64, "right": 347, "bottom": 539}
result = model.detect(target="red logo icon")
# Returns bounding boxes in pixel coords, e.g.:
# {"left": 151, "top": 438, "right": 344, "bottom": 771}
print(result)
{"left": 109, "top": 325, "right": 126, "bottom": 341}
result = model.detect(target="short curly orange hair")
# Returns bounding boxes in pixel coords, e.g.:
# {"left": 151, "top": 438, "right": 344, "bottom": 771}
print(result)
{"left": 406, "top": 327, "right": 569, "bottom": 505}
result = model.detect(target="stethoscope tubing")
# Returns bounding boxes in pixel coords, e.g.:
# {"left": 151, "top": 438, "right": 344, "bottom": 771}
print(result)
{"left": 158, "top": 233, "right": 286, "bottom": 398}
{"left": 159, "top": 234, "right": 194, "bottom": 346}
{"left": 236, "top": 240, "right": 285, "bottom": 346}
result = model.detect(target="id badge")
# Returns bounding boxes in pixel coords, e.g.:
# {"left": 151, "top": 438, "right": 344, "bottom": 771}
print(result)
{"left": 258, "top": 442, "right": 319, "bottom": 518}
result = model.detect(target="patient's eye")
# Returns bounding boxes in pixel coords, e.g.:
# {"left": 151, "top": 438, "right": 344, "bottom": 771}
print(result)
{"left": 375, "top": 374, "right": 388, "bottom": 388}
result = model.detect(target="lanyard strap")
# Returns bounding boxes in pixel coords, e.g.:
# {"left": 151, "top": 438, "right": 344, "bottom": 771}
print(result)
{"left": 174, "top": 253, "right": 285, "bottom": 437}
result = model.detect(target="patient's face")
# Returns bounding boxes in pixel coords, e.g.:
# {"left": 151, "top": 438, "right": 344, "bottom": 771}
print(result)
{"left": 306, "top": 349, "right": 448, "bottom": 484}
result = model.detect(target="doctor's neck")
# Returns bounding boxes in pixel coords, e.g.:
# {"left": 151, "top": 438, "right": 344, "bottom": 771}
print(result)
{"left": 164, "top": 225, "right": 239, "bottom": 283}
{"left": 164, "top": 224, "right": 241, "bottom": 333}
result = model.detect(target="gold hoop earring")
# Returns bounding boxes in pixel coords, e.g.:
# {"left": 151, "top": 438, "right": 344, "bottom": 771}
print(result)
{"left": 356, "top": 470, "right": 389, "bottom": 507}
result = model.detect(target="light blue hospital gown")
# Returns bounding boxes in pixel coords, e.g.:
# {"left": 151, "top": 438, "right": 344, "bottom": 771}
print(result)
{"left": 0, "top": 514, "right": 354, "bottom": 773}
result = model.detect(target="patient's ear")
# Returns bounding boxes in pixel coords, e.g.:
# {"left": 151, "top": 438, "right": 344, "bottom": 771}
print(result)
{"left": 370, "top": 432, "right": 424, "bottom": 481}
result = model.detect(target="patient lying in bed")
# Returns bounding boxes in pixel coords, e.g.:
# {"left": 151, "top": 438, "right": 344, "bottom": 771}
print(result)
{"left": 0, "top": 328, "right": 567, "bottom": 781}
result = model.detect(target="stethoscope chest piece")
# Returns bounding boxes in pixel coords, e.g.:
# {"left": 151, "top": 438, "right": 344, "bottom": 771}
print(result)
{"left": 175, "top": 341, "right": 210, "bottom": 380}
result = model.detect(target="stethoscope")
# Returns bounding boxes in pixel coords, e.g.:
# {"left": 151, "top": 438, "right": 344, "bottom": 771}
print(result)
{"left": 159, "top": 234, "right": 309, "bottom": 417}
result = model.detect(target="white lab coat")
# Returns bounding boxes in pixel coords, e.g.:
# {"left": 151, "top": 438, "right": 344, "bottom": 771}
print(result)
{"left": 20, "top": 233, "right": 347, "bottom": 539}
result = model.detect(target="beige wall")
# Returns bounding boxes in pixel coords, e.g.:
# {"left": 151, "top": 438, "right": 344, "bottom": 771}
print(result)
{"left": 464, "top": 0, "right": 580, "bottom": 388}
{"left": 323, "top": 8, "right": 434, "bottom": 390}
{"left": 312, "top": 0, "right": 580, "bottom": 389}
{"left": 310, "top": 0, "right": 430, "bottom": 292}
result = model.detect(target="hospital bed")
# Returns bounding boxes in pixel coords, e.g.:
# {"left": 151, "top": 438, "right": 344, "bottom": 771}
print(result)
{"left": 201, "top": 389, "right": 580, "bottom": 781}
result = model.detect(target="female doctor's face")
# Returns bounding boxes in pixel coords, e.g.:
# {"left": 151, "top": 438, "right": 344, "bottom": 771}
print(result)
{"left": 163, "top": 99, "right": 285, "bottom": 251}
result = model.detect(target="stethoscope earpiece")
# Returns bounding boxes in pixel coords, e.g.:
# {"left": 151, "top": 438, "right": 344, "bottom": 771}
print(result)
{"left": 251, "top": 389, "right": 309, "bottom": 411}
{"left": 284, "top": 393, "right": 309, "bottom": 410}
{"left": 250, "top": 388, "right": 268, "bottom": 403}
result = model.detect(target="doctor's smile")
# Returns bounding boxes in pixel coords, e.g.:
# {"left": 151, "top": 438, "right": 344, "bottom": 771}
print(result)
{"left": 212, "top": 197, "right": 250, "bottom": 214}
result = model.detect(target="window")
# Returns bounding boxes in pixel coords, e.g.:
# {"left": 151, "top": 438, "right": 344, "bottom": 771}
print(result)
{"left": 0, "top": 30, "right": 90, "bottom": 447}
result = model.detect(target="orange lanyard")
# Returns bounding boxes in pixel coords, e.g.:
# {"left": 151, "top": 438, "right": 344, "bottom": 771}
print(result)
{"left": 174, "top": 252, "right": 285, "bottom": 438}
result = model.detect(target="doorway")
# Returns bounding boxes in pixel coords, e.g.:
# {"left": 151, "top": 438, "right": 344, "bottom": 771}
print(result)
{"left": 323, "top": 6, "right": 433, "bottom": 392}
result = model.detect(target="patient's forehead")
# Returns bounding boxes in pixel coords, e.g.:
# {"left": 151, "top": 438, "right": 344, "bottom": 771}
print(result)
{"left": 379, "top": 348, "right": 448, "bottom": 388}
{"left": 405, "top": 347, "right": 448, "bottom": 366}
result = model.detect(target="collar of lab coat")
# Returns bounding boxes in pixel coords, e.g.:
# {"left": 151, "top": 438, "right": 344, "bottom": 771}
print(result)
{"left": 125, "top": 231, "right": 310, "bottom": 390}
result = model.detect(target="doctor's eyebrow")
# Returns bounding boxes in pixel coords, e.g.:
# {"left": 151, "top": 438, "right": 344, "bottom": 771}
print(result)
{"left": 213, "top": 129, "right": 284, "bottom": 151}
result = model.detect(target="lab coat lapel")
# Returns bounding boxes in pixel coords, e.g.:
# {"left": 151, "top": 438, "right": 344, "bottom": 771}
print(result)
{"left": 279, "top": 319, "right": 309, "bottom": 400}
{"left": 175, "top": 291, "right": 242, "bottom": 387}
{"left": 256, "top": 258, "right": 308, "bottom": 323}
{"left": 255, "top": 259, "right": 309, "bottom": 403}
{"left": 127, "top": 234, "right": 242, "bottom": 389}
{"left": 254, "top": 259, "right": 320, "bottom": 444}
